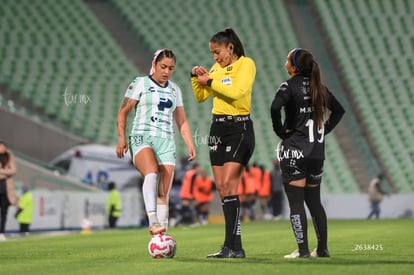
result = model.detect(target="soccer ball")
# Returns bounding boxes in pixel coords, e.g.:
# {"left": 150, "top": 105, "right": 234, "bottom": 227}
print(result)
{"left": 148, "top": 233, "right": 177, "bottom": 258}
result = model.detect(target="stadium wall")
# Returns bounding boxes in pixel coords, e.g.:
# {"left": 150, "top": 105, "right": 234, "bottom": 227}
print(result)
{"left": 4, "top": 190, "right": 413, "bottom": 233}
{"left": 0, "top": 107, "right": 87, "bottom": 162}
{"left": 5, "top": 190, "right": 143, "bottom": 233}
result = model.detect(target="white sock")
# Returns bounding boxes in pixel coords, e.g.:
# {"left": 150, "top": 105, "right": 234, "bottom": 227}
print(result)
{"left": 142, "top": 173, "right": 158, "bottom": 225}
{"left": 157, "top": 204, "right": 169, "bottom": 230}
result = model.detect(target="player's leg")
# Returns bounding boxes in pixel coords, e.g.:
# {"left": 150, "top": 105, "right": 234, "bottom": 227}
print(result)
{"left": 283, "top": 178, "right": 309, "bottom": 258}
{"left": 280, "top": 157, "right": 310, "bottom": 258}
{"left": 0, "top": 193, "right": 9, "bottom": 235}
{"left": 304, "top": 159, "right": 329, "bottom": 257}
{"left": 221, "top": 162, "right": 244, "bottom": 249}
{"left": 158, "top": 164, "right": 175, "bottom": 230}
{"left": 133, "top": 147, "right": 162, "bottom": 234}
{"left": 198, "top": 202, "right": 209, "bottom": 225}
{"left": 373, "top": 201, "right": 380, "bottom": 219}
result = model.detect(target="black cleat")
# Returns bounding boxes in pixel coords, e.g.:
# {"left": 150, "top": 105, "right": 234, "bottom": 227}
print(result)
{"left": 207, "top": 246, "right": 246, "bottom": 258}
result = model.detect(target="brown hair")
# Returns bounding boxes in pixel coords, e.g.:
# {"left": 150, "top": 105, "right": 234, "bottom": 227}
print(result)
{"left": 291, "top": 49, "right": 330, "bottom": 128}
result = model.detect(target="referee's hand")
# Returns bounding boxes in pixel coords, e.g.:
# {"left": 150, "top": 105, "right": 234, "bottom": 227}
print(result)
{"left": 195, "top": 66, "right": 208, "bottom": 76}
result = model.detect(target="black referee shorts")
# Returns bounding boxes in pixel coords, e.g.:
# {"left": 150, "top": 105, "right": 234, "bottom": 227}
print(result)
{"left": 280, "top": 158, "right": 324, "bottom": 185}
{"left": 208, "top": 115, "right": 255, "bottom": 166}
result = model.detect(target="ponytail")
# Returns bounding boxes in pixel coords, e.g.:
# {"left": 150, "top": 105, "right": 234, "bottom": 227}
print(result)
{"left": 292, "top": 49, "right": 330, "bottom": 128}
{"left": 310, "top": 61, "right": 330, "bottom": 128}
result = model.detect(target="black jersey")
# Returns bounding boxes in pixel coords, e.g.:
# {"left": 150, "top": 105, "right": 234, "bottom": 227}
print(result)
{"left": 270, "top": 75, "right": 345, "bottom": 160}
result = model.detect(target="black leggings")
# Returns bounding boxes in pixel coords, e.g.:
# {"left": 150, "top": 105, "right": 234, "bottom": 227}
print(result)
{"left": 0, "top": 193, "right": 10, "bottom": 234}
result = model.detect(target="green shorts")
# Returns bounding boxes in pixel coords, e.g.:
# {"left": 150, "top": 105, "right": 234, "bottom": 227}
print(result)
{"left": 128, "top": 134, "right": 176, "bottom": 166}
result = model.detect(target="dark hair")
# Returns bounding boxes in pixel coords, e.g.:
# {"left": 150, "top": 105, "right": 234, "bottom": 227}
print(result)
{"left": 108, "top": 182, "right": 116, "bottom": 190}
{"left": 0, "top": 152, "right": 9, "bottom": 167}
{"left": 292, "top": 48, "right": 330, "bottom": 128}
{"left": 150, "top": 49, "right": 176, "bottom": 75}
{"left": 210, "top": 28, "right": 245, "bottom": 57}
{"left": 154, "top": 49, "right": 176, "bottom": 64}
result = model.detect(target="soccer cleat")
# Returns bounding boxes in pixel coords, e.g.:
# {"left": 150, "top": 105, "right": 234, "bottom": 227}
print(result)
{"left": 207, "top": 246, "right": 246, "bottom": 258}
{"left": 149, "top": 222, "right": 166, "bottom": 235}
{"left": 0, "top": 234, "right": 6, "bottom": 242}
{"left": 311, "top": 248, "right": 330, "bottom": 258}
{"left": 283, "top": 249, "right": 310, "bottom": 259}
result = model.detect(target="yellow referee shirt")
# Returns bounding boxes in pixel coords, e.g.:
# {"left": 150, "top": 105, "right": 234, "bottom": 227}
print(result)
{"left": 192, "top": 56, "right": 256, "bottom": 116}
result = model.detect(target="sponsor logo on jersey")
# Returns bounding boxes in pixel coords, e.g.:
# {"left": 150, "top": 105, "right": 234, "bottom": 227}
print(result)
{"left": 150, "top": 116, "right": 172, "bottom": 125}
{"left": 158, "top": 98, "right": 173, "bottom": 111}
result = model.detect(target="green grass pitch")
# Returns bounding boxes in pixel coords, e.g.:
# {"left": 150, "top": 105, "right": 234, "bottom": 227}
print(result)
{"left": 1, "top": 219, "right": 413, "bottom": 274}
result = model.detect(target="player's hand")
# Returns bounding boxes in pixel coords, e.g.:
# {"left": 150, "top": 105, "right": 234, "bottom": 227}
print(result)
{"left": 116, "top": 138, "right": 128, "bottom": 158}
{"left": 187, "top": 145, "right": 196, "bottom": 162}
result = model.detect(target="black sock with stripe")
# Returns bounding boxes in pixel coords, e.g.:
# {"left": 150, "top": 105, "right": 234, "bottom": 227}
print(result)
{"left": 284, "top": 184, "right": 309, "bottom": 255}
{"left": 222, "top": 195, "right": 242, "bottom": 251}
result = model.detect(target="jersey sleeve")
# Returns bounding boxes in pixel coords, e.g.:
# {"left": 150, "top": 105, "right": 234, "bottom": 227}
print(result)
{"left": 191, "top": 77, "right": 213, "bottom": 102}
{"left": 175, "top": 84, "right": 184, "bottom": 107}
{"left": 124, "top": 77, "right": 143, "bottom": 101}
{"left": 210, "top": 58, "right": 256, "bottom": 101}
{"left": 270, "top": 82, "right": 291, "bottom": 139}
{"left": 324, "top": 89, "right": 345, "bottom": 135}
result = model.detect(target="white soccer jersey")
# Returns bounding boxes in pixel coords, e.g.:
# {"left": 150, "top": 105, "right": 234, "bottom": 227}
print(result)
{"left": 124, "top": 76, "right": 183, "bottom": 139}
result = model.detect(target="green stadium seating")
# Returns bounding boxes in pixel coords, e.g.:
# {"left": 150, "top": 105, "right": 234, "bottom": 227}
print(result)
{"left": 314, "top": 0, "right": 414, "bottom": 192}
{"left": 0, "top": 0, "right": 138, "bottom": 142}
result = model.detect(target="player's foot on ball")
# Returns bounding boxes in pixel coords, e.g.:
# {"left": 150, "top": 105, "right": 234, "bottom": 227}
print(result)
{"left": 149, "top": 222, "right": 166, "bottom": 235}
{"left": 207, "top": 246, "right": 246, "bottom": 258}
{"left": 283, "top": 249, "right": 310, "bottom": 259}
{"left": 311, "top": 248, "right": 330, "bottom": 258}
